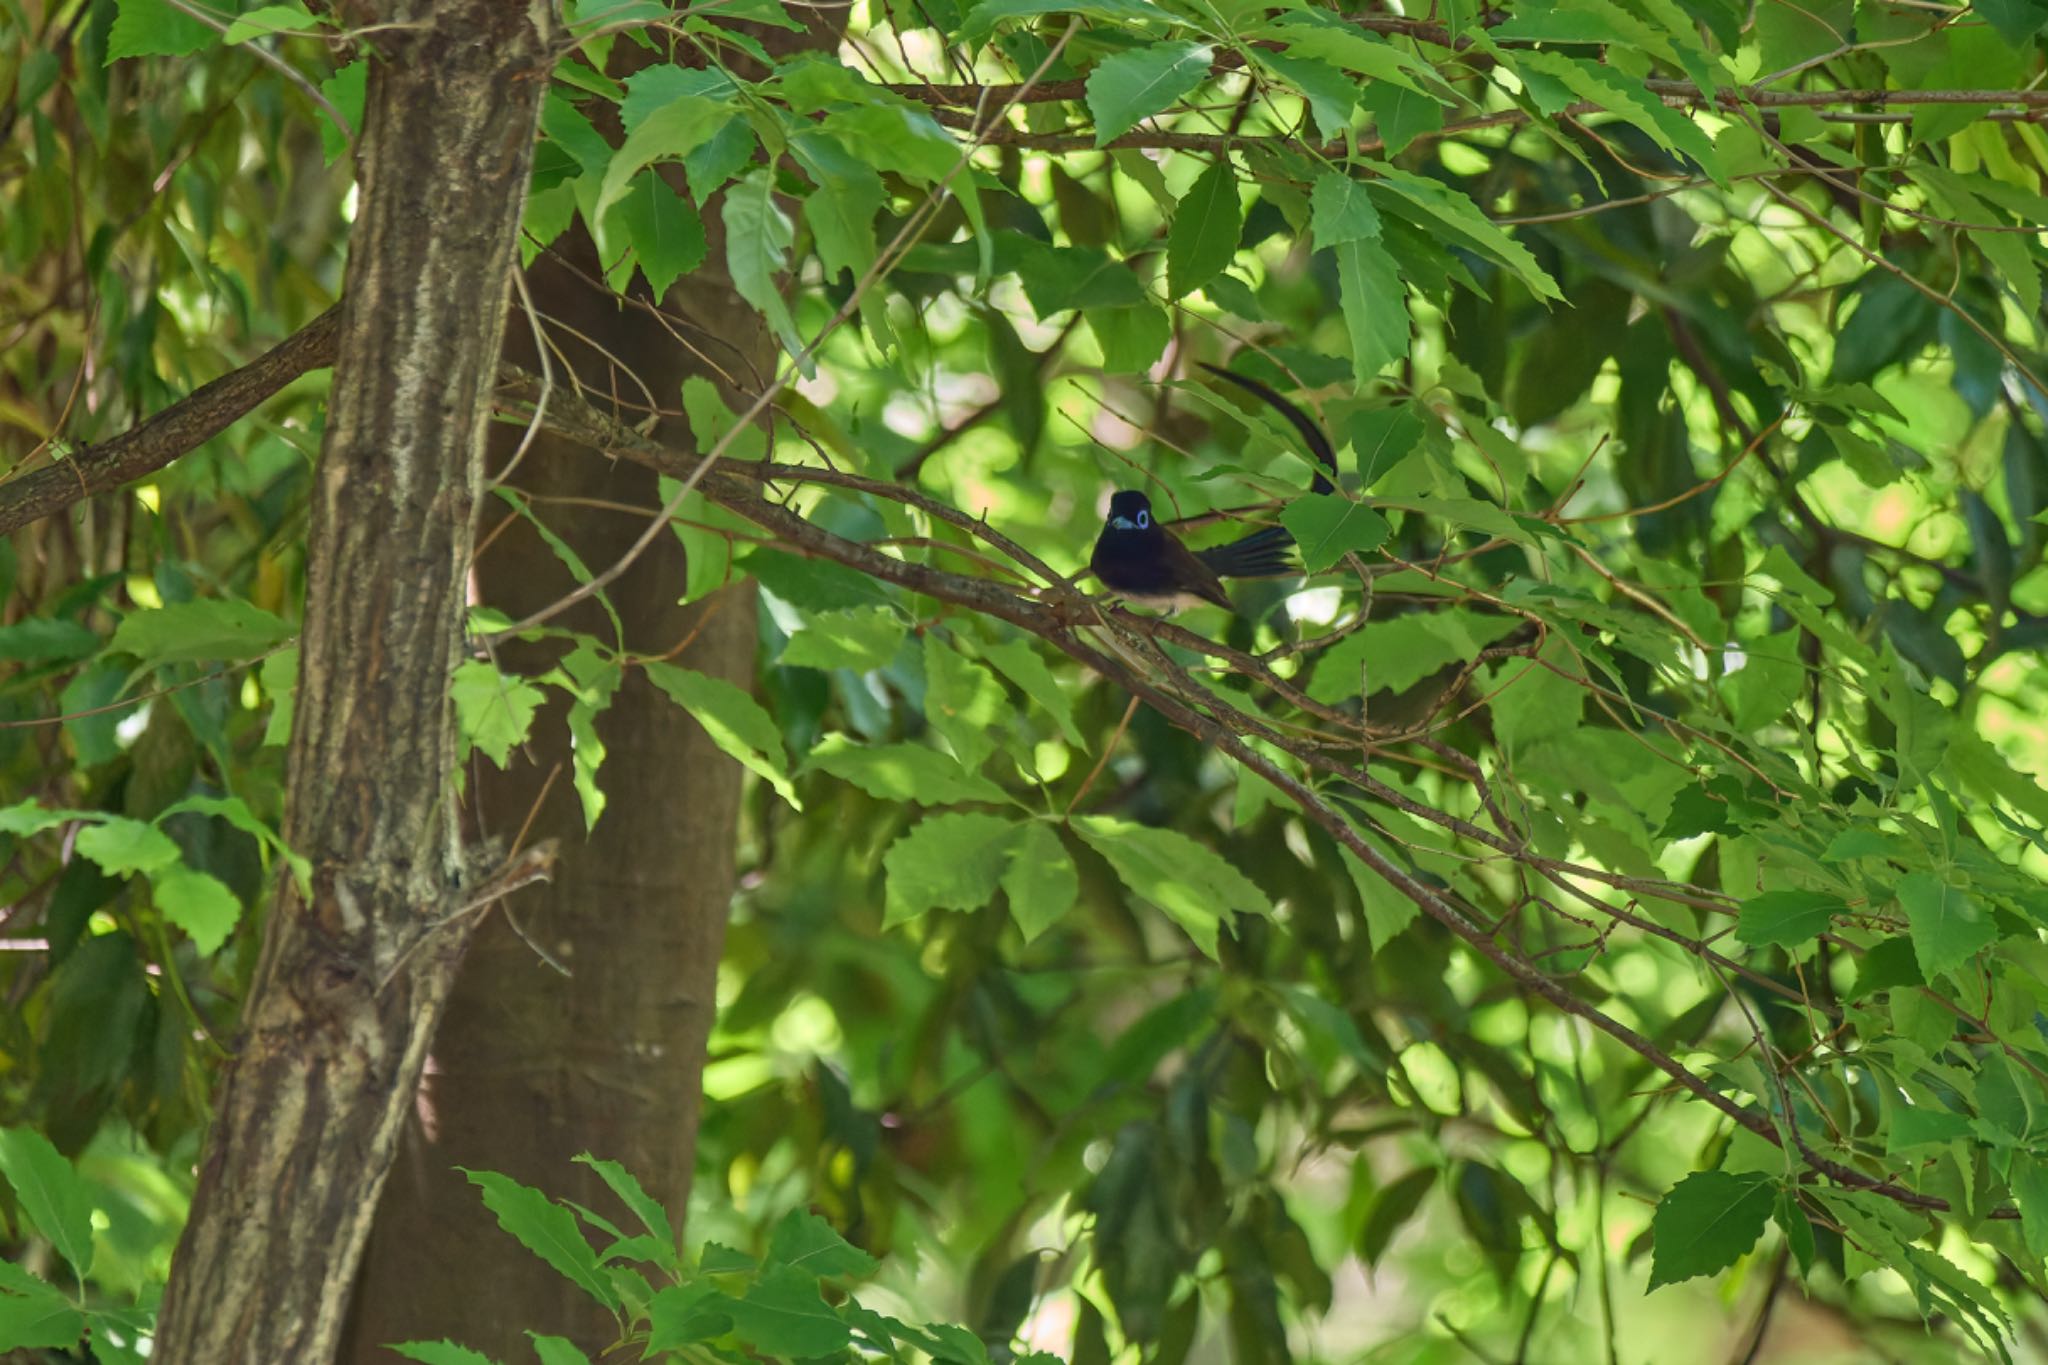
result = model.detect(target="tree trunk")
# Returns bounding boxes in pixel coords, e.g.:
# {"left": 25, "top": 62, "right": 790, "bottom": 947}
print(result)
{"left": 153, "top": 5, "right": 556, "bottom": 1361}
{"left": 340, "top": 231, "right": 766, "bottom": 1356}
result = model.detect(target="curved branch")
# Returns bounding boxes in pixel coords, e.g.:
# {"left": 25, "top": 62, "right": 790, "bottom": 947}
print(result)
{"left": 0, "top": 306, "right": 341, "bottom": 538}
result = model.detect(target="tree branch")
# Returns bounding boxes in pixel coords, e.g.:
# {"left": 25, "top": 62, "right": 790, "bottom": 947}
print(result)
{"left": 0, "top": 306, "right": 341, "bottom": 538}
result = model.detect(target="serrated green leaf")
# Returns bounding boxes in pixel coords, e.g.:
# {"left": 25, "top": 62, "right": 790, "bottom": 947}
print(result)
{"left": 808, "top": 736, "right": 1008, "bottom": 805}
{"left": 979, "top": 638, "right": 1083, "bottom": 745}
{"left": 767, "top": 1207, "right": 879, "bottom": 1277}
{"left": 1166, "top": 158, "right": 1240, "bottom": 300}
{"left": 779, "top": 606, "right": 907, "bottom": 673}
{"left": 924, "top": 640, "right": 1007, "bottom": 773}
{"left": 527, "top": 1334, "right": 591, "bottom": 1365}
{"left": 722, "top": 168, "right": 802, "bottom": 359}
{"left": 73, "top": 817, "right": 179, "bottom": 877}
{"left": 1648, "top": 1170, "right": 1775, "bottom": 1289}
{"left": 389, "top": 1343, "right": 502, "bottom": 1365}
{"left": 110, "top": 598, "right": 294, "bottom": 669}
{"left": 1332, "top": 235, "right": 1408, "bottom": 384}
{"left": 1369, "top": 165, "right": 1561, "bottom": 300}
{"left": 1887, "top": 1103, "right": 1973, "bottom": 1152}
{"left": 595, "top": 94, "right": 727, "bottom": 221}
{"left": 149, "top": 866, "right": 241, "bottom": 955}
{"left": 450, "top": 661, "right": 543, "bottom": 769}
{"left": 0, "top": 800, "right": 89, "bottom": 837}
{"left": 0, "top": 1285, "right": 83, "bottom": 1350}
{"left": 1072, "top": 815, "right": 1271, "bottom": 958}
{"left": 644, "top": 660, "right": 800, "bottom": 809}
{"left": 1004, "top": 821, "right": 1079, "bottom": 940}
{"left": 608, "top": 170, "right": 706, "bottom": 298}
{"left": 1734, "top": 889, "right": 1842, "bottom": 949}
{"left": 572, "top": 1153, "right": 675, "bottom": 1253}
{"left": 1898, "top": 871, "right": 1996, "bottom": 979}
{"left": 1309, "top": 172, "right": 1381, "bottom": 250}
{"left": 883, "top": 812, "right": 1018, "bottom": 926}
{"left": 0, "top": 1128, "right": 94, "bottom": 1282}
{"left": 1279, "top": 494, "right": 1390, "bottom": 572}
{"left": 1086, "top": 41, "right": 1213, "bottom": 145}
{"left": 461, "top": 1169, "right": 619, "bottom": 1312}
{"left": 727, "top": 1265, "right": 851, "bottom": 1357}
{"left": 107, "top": 0, "right": 213, "bottom": 60}
{"left": 222, "top": 4, "right": 320, "bottom": 44}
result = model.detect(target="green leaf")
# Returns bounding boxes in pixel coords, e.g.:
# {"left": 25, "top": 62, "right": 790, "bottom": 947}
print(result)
{"left": 608, "top": 171, "right": 706, "bottom": 298}
{"left": 1647, "top": 1170, "right": 1775, "bottom": 1289}
{"left": 1511, "top": 52, "right": 1723, "bottom": 183}
{"left": 1003, "top": 821, "right": 1079, "bottom": 940}
{"left": 0, "top": 800, "right": 88, "bottom": 837}
{"left": 1348, "top": 404, "right": 1425, "bottom": 485}
{"left": 961, "top": 0, "right": 1173, "bottom": 43}
{"left": 1011, "top": 241, "right": 1147, "bottom": 316}
{"left": 1086, "top": 305, "right": 1169, "bottom": 374}
{"left": 0, "top": 618, "right": 98, "bottom": 663}
{"left": 158, "top": 792, "right": 311, "bottom": 896}
{"left": 1887, "top": 1103, "right": 1973, "bottom": 1152}
{"left": 924, "top": 640, "right": 1008, "bottom": 773}
{"left": 727, "top": 1265, "right": 851, "bottom": 1357}
{"left": 1340, "top": 847, "right": 1419, "bottom": 951}
{"left": 1308, "top": 609, "right": 1522, "bottom": 702}
{"left": 1359, "top": 1167, "right": 1437, "bottom": 1267}
{"left": 1072, "top": 815, "right": 1272, "bottom": 959}
{"left": 1898, "top": 871, "right": 1996, "bottom": 980}
{"left": 222, "top": 4, "right": 320, "bottom": 44}
{"left": 595, "top": 94, "right": 727, "bottom": 221}
{"left": 1369, "top": 165, "right": 1561, "bottom": 300}
{"left": 571, "top": 1153, "right": 675, "bottom": 1253}
{"left": 779, "top": 606, "right": 908, "bottom": 673}
{"left": 808, "top": 736, "right": 1009, "bottom": 805}
{"left": 1166, "top": 158, "right": 1240, "bottom": 300}
{"left": 460, "top": 1169, "right": 619, "bottom": 1311}
{"left": 2013, "top": 1152, "right": 2048, "bottom": 1259}
{"left": 1279, "top": 494, "right": 1391, "bottom": 572}
{"left": 0, "top": 1284, "right": 83, "bottom": 1350}
{"left": 794, "top": 134, "right": 885, "bottom": 284}
{"left": 527, "top": 1334, "right": 592, "bottom": 1365}
{"left": 389, "top": 1343, "right": 503, "bottom": 1365}
{"left": 0, "top": 1128, "right": 94, "bottom": 1281}
{"left": 261, "top": 645, "right": 298, "bottom": 745}
{"left": 643, "top": 660, "right": 800, "bottom": 809}
{"left": 647, "top": 1283, "right": 736, "bottom": 1348}
{"left": 978, "top": 638, "right": 1083, "bottom": 745}
{"left": 883, "top": 812, "right": 1019, "bottom": 926}
{"left": 767, "top": 1208, "right": 879, "bottom": 1277}
{"left": 1734, "top": 889, "right": 1842, "bottom": 949}
{"left": 1255, "top": 51, "right": 1356, "bottom": 141}
{"left": 1086, "top": 41, "right": 1213, "bottom": 145}
{"left": 1360, "top": 82, "right": 1443, "bottom": 156}
{"left": 820, "top": 104, "right": 962, "bottom": 186}
{"left": 450, "top": 660, "right": 544, "bottom": 769}
{"left": 110, "top": 598, "right": 294, "bottom": 668}
{"left": 149, "top": 866, "right": 242, "bottom": 955}
{"left": 680, "top": 375, "right": 768, "bottom": 461}
{"left": 1332, "top": 235, "right": 1408, "bottom": 384}
{"left": 722, "top": 168, "right": 802, "bottom": 360}
{"left": 73, "top": 817, "right": 180, "bottom": 877}
{"left": 1309, "top": 172, "right": 1381, "bottom": 250}
{"left": 107, "top": 0, "right": 214, "bottom": 60}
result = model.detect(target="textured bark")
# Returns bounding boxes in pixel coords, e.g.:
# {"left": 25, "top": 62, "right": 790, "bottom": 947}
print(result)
{"left": 152, "top": 6, "right": 556, "bottom": 1363}
{"left": 340, "top": 232, "right": 765, "bottom": 1356}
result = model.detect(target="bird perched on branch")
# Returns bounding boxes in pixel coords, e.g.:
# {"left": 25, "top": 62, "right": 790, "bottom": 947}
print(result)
{"left": 1089, "top": 363, "right": 1337, "bottom": 612}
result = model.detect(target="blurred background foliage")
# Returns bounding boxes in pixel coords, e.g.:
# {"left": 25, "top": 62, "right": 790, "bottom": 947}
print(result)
{"left": 8, "top": 0, "right": 2048, "bottom": 1361}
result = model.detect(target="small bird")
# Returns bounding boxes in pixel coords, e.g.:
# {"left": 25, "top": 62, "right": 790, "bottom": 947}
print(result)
{"left": 1089, "top": 363, "right": 1337, "bottom": 612}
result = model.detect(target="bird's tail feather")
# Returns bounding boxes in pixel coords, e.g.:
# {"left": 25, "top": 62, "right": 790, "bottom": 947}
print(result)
{"left": 1197, "top": 524, "right": 1296, "bottom": 579}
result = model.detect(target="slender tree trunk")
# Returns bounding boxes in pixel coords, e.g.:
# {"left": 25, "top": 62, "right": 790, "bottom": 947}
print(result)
{"left": 340, "top": 232, "right": 766, "bottom": 1355}
{"left": 153, "top": 5, "right": 556, "bottom": 1361}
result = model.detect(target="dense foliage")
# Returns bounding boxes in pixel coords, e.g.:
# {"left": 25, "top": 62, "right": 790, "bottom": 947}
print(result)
{"left": 6, "top": 0, "right": 2048, "bottom": 1360}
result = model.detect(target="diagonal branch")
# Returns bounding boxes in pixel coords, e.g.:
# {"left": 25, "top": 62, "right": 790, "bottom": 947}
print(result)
{"left": 0, "top": 306, "right": 342, "bottom": 538}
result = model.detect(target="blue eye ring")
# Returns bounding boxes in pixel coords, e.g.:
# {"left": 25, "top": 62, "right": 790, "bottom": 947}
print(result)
{"left": 1136, "top": 509, "right": 1151, "bottom": 529}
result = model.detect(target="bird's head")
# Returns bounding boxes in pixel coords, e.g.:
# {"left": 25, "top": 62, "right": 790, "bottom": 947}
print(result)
{"left": 1103, "top": 489, "right": 1155, "bottom": 533}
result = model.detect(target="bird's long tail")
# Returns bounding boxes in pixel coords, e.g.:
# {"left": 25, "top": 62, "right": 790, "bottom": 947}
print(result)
{"left": 1188, "top": 362, "right": 1341, "bottom": 578}
{"left": 1196, "top": 524, "right": 1295, "bottom": 578}
{"left": 1196, "top": 361, "right": 1338, "bottom": 495}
